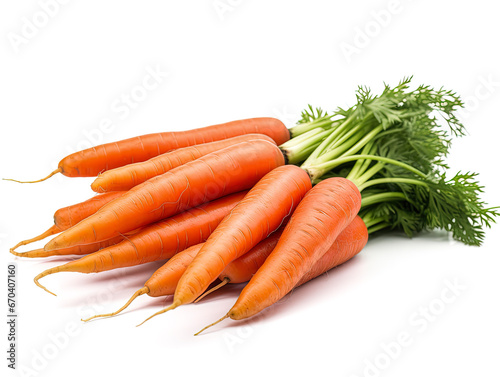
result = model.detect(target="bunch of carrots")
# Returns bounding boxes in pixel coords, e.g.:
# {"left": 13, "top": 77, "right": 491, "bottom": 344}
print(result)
{"left": 7, "top": 77, "right": 498, "bottom": 334}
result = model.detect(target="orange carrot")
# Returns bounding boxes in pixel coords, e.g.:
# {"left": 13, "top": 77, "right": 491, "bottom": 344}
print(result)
{"left": 194, "top": 177, "right": 361, "bottom": 331}
{"left": 82, "top": 244, "right": 204, "bottom": 321}
{"left": 295, "top": 216, "right": 367, "bottom": 286}
{"left": 138, "top": 165, "right": 312, "bottom": 324}
{"left": 10, "top": 191, "right": 125, "bottom": 253}
{"left": 84, "top": 231, "right": 284, "bottom": 321}
{"left": 44, "top": 140, "right": 284, "bottom": 251}
{"left": 91, "top": 134, "right": 276, "bottom": 193}
{"left": 34, "top": 192, "right": 247, "bottom": 296}
{"left": 195, "top": 230, "right": 284, "bottom": 302}
{"left": 195, "top": 215, "right": 368, "bottom": 334}
{"left": 8, "top": 118, "right": 289, "bottom": 182}
{"left": 11, "top": 235, "right": 131, "bottom": 259}
{"left": 84, "top": 216, "right": 368, "bottom": 322}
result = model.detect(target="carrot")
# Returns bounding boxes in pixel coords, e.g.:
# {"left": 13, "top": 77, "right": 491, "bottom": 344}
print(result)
{"left": 97, "top": 214, "right": 364, "bottom": 324}
{"left": 195, "top": 230, "right": 284, "bottom": 302}
{"left": 91, "top": 134, "right": 276, "bottom": 193}
{"left": 84, "top": 230, "right": 284, "bottom": 321}
{"left": 295, "top": 215, "right": 367, "bottom": 286}
{"left": 195, "top": 215, "right": 368, "bottom": 334}
{"left": 11, "top": 235, "right": 132, "bottom": 259}
{"left": 44, "top": 140, "right": 284, "bottom": 251}
{"left": 138, "top": 165, "right": 312, "bottom": 324}
{"left": 34, "top": 191, "right": 247, "bottom": 296}
{"left": 12, "top": 227, "right": 141, "bottom": 259}
{"left": 82, "top": 243, "right": 204, "bottom": 322}
{"left": 10, "top": 191, "right": 125, "bottom": 253}
{"left": 194, "top": 177, "right": 361, "bottom": 330}
{"left": 7, "top": 118, "right": 289, "bottom": 182}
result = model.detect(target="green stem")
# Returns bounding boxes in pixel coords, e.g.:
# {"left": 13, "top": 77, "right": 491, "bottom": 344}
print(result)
{"left": 361, "top": 192, "right": 407, "bottom": 207}
{"left": 345, "top": 141, "right": 376, "bottom": 181}
{"left": 280, "top": 128, "right": 324, "bottom": 148}
{"left": 358, "top": 177, "right": 429, "bottom": 192}
{"left": 280, "top": 128, "right": 334, "bottom": 164}
{"left": 306, "top": 154, "right": 427, "bottom": 182}
{"left": 363, "top": 217, "right": 386, "bottom": 229}
{"left": 313, "top": 125, "right": 384, "bottom": 167}
{"left": 303, "top": 114, "right": 357, "bottom": 165}
{"left": 289, "top": 117, "right": 335, "bottom": 137}
{"left": 352, "top": 162, "right": 386, "bottom": 187}
{"left": 367, "top": 222, "right": 390, "bottom": 235}
{"left": 325, "top": 121, "right": 366, "bottom": 152}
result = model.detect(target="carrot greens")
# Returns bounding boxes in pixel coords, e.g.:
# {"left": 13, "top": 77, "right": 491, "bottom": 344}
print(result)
{"left": 285, "top": 77, "right": 498, "bottom": 245}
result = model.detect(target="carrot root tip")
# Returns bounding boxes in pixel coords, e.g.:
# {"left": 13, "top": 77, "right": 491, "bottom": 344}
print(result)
{"left": 3, "top": 168, "right": 62, "bottom": 184}
{"left": 10, "top": 225, "right": 60, "bottom": 253}
{"left": 82, "top": 287, "right": 149, "bottom": 322}
{"left": 136, "top": 299, "right": 180, "bottom": 327}
{"left": 194, "top": 278, "right": 230, "bottom": 303}
{"left": 34, "top": 277, "right": 57, "bottom": 297}
{"left": 194, "top": 314, "right": 230, "bottom": 336}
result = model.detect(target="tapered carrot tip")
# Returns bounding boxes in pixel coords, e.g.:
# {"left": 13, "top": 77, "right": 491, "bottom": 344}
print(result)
{"left": 136, "top": 300, "right": 181, "bottom": 327}
{"left": 194, "top": 278, "right": 230, "bottom": 303}
{"left": 82, "top": 287, "right": 149, "bottom": 322}
{"left": 33, "top": 266, "right": 65, "bottom": 296}
{"left": 194, "top": 314, "right": 230, "bottom": 336}
{"left": 10, "top": 248, "right": 36, "bottom": 257}
{"left": 10, "top": 248, "right": 52, "bottom": 258}
{"left": 10, "top": 225, "right": 60, "bottom": 252}
{"left": 3, "top": 168, "right": 62, "bottom": 184}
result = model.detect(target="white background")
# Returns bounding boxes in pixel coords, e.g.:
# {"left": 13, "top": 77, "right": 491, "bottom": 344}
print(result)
{"left": 1, "top": 1, "right": 499, "bottom": 376}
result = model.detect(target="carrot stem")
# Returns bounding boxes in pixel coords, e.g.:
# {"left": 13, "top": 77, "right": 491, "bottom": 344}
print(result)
{"left": 3, "top": 168, "right": 62, "bottom": 184}
{"left": 136, "top": 300, "right": 181, "bottom": 327}
{"left": 194, "top": 278, "right": 230, "bottom": 303}
{"left": 82, "top": 287, "right": 150, "bottom": 322}
{"left": 10, "top": 225, "right": 60, "bottom": 253}
{"left": 194, "top": 314, "right": 230, "bottom": 336}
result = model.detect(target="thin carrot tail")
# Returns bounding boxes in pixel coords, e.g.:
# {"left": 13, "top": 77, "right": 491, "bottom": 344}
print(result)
{"left": 82, "top": 287, "right": 149, "bottom": 322}
{"left": 194, "top": 314, "right": 230, "bottom": 336}
{"left": 34, "top": 264, "right": 73, "bottom": 296}
{"left": 3, "top": 168, "right": 62, "bottom": 184}
{"left": 194, "top": 278, "right": 230, "bottom": 303}
{"left": 136, "top": 300, "right": 181, "bottom": 327}
{"left": 10, "top": 248, "right": 56, "bottom": 258}
{"left": 10, "top": 225, "right": 60, "bottom": 253}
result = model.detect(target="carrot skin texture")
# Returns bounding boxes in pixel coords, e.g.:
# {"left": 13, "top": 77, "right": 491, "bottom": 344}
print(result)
{"left": 227, "top": 177, "right": 361, "bottom": 320}
{"left": 53, "top": 191, "right": 125, "bottom": 229}
{"left": 38, "top": 192, "right": 246, "bottom": 276}
{"left": 173, "top": 165, "right": 312, "bottom": 306}
{"left": 146, "top": 231, "right": 282, "bottom": 297}
{"left": 100, "top": 217, "right": 365, "bottom": 320}
{"left": 296, "top": 215, "right": 368, "bottom": 287}
{"left": 219, "top": 230, "right": 283, "bottom": 283}
{"left": 146, "top": 216, "right": 366, "bottom": 298}
{"left": 145, "top": 244, "right": 203, "bottom": 297}
{"left": 59, "top": 118, "right": 289, "bottom": 177}
{"left": 10, "top": 191, "right": 125, "bottom": 252}
{"left": 45, "top": 140, "right": 284, "bottom": 251}
{"left": 11, "top": 236, "right": 131, "bottom": 258}
{"left": 91, "top": 134, "right": 276, "bottom": 193}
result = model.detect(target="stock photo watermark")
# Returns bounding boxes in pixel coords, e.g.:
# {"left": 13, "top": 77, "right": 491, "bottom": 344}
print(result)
{"left": 49, "top": 63, "right": 168, "bottom": 172}
{"left": 339, "top": 0, "right": 416, "bottom": 63}
{"left": 456, "top": 74, "right": 499, "bottom": 121}
{"left": 212, "top": 0, "right": 244, "bottom": 21}
{"left": 16, "top": 269, "right": 129, "bottom": 377}
{"left": 7, "top": 0, "right": 71, "bottom": 54}
{"left": 350, "top": 278, "right": 466, "bottom": 377}
{"left": 272, "top": 105, "right": 300, "bottom": 129}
